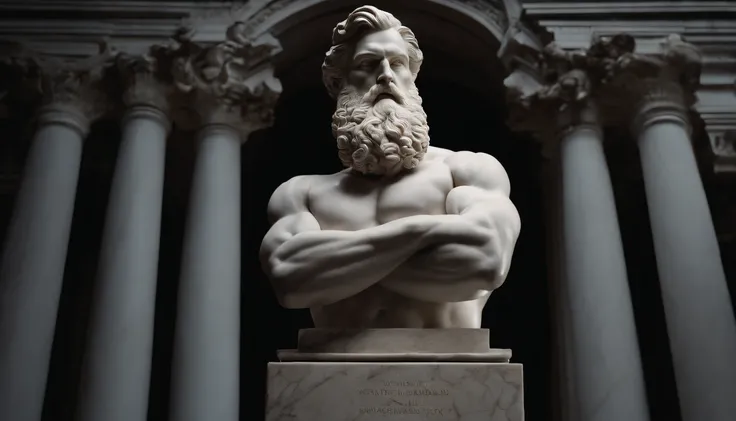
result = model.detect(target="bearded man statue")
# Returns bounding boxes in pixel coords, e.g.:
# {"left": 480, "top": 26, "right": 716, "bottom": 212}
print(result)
{"left": 325, "top": 9, "right": 428, "bottom": 176}
{"left": 260, "top": 5, "right": 521, "bottom": 329}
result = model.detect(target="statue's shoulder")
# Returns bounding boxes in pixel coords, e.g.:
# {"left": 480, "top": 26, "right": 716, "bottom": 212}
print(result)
{"left": 437, "top": 148, "right": 510, "bottom": 193}
{"left": 267, "top": 175, "right": 315, "bottom": 220}
{"left": 268, "top": 171, "right": 347, "bottom": 218}
{"left": 273, "top": 174, "right": 313, "bottom": 197}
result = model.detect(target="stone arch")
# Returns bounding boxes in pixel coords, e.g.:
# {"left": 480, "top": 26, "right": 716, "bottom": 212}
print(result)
{"left": 235, "top": 0, "right": 511, "bottom": 95}
{"left": 241, "top": 0, "right": 508, "bottom": 40}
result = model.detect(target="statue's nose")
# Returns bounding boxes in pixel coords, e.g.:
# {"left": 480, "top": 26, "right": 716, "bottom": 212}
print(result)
{"left": 376, "top": 59, "right": 393, "bottom": 86}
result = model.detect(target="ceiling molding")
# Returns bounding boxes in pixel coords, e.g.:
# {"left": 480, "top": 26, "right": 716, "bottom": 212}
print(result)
{"left": 523, "top": 1, "right": 736, "bottom": 16}
{"left": 521, "top": 1, "right": 736, "bottom": 174}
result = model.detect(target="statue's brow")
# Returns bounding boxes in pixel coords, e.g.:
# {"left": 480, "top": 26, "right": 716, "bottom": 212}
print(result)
{"left": 353, "top": 47, "right": 407, "bottom": 61}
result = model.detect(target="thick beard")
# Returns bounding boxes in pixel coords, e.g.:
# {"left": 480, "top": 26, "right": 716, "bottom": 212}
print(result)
{"left": 331, "top": 83, "right": 430, "bottom": 176}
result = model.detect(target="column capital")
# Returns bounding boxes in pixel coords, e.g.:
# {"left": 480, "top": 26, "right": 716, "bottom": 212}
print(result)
{"left": 596, "top": 34, "right": 701, "bottom": 135}
{"left": 506, "top": 32, "right": 702, "bottom": 139}
{"left": 505, "top": 40, "right": 599, "bottom": 141}
{"left": 628, "top": 79, "right": 690, "bottom": 136}
{"left": 702, "top": 119, "right": 736, "bottom": 174}
{"left": 159, "top": 23, "right": 283, "bottom": 139}
{"left": 115, "top": 53, "right": 172, "bottom": 134}
{"left": 116, "top": 53, "right": 171, "bottom": 117}
{"left": 1, "top": 41, "right": 116, "bottom": 136}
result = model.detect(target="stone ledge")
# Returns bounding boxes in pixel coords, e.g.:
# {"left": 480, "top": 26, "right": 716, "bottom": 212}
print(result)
{"left": 277, "top": 349, "right": 512, "bottom": 363}
{"left": 296, "top": 328, "right": 495, "bottom": 354}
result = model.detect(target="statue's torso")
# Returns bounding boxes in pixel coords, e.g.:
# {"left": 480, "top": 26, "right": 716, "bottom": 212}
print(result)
{"left": 304, "top": 148, "right": 486, "bottom": 328}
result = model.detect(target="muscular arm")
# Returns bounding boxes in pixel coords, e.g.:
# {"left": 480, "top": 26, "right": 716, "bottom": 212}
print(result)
{"left": 381, "top": 152, "right": 521, "bottom": 302}
{"left": 259, "top": 176, "right": 485, "bottom": 309}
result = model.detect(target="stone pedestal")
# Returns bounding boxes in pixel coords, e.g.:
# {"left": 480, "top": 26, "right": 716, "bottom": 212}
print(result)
{"left": 265, "top": 329, "right": 524, "bottom": 421}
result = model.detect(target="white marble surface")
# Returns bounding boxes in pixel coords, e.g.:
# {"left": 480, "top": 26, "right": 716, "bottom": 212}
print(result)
{"left": 266, "top": 362, "right": 524, "bottom": 421}
{"left": 260, "top": 5, "right": 521, "bottom": 330}
{"left": 297, "top": 328, "right": 493, "bottom": 353}
{"left": 277, "top": 350, "right": 511, "bottom": 363}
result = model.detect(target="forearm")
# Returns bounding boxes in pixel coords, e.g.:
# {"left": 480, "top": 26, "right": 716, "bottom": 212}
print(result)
{"left": 265, "top": 216, "right": 433, "bottom": 308}
{"left": 380, "top": 202, "right": 521, "bottom": 303}
{"left": 394, "top": 249, "right": 486, "bottom": 280}
{"left": 380, "top": 244, "right": 498, "bottom": 302}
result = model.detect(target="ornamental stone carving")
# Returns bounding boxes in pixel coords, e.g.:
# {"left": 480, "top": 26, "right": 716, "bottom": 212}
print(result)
{"left": 506, "top": 33, "right": 702, "bottom": 134}
{"left": 116, "top": 52, "right": 171, "bottom": 114}
{"left": 155, "top": 22, "right": 282, "bottom": 134}
{"left": 0, "top": 41, "right": 116, "bottom": 128}
{"left": 709, "top": 129, "right": 736, "bottom": 173}
{"left": 1, "top": 22, "right": 283, "bottom": 136}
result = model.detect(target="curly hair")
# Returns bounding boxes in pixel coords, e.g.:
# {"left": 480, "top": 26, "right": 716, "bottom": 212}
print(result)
{"left": 322, "top": 6, "right": 424, "bottom": 98}
{"left": 332, "top": 84, "right": 429, "bottom": 176}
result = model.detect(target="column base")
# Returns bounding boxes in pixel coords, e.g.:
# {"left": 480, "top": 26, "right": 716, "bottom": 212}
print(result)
{"left": 265, "top": 329, "right": 524, "bottom": 421}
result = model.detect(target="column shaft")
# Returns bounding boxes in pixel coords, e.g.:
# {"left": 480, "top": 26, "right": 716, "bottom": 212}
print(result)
{"left": 0, "top": 106, "right": 88, "bottom": 421}
{"left": 559, "top": 120, "right": 650, "bottom": 421}
{"left": 541, "top": 146, "right": 576, "bottom": 421}
{"left": 77, "top": 106, "right": 169, "bottom": 421}
{"left": 636, "top": 112, "right": 736, "bottom": 421}
{"left": 170, "top": 126, "right": 241, "bottom": 421}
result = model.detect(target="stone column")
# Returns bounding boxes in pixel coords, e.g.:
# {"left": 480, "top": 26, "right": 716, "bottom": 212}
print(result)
{"left": 76, "top": 54, "right": 170, "bottom": 421}
{"left": 0, "top": 53, "right": 109, "bottom": 421}
{"left": 539, "top": 140, "right": 575, "bottom": 421}
{"left": 505, "top": 46, "right": 649, "bottom": 418}
{"left": 557, "top": 103, "right": 649, "bottom": 421}
{"left": 169, "top": 120, "right": 242, "bottom": 421}
{"left": 631, "top": 77, "right": 736, "bottom": 421}
{"left": 164, "top": 26, "right": 282, "bottom": 421}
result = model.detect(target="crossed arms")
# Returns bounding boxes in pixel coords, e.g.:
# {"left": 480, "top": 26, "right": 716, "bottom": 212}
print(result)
{"left": 259, "top": 152, "right": 521, "bottom": 308}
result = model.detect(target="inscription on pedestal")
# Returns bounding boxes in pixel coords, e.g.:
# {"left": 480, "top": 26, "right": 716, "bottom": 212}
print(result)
{"left": 358, "top": 380, "right": 453, "bottom": 417}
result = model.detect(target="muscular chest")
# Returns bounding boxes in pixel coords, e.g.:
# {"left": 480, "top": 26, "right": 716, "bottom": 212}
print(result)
{"left": 309, "top": 163, "right": 453, "bottom": 230}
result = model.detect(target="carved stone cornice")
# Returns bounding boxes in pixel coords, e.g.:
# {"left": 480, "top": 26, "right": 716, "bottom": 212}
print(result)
{"left": 498, "top": 17, "right": 547, "bottom": 99}
{"left": 155, "top": 22, "right": 282, "bottom": 138}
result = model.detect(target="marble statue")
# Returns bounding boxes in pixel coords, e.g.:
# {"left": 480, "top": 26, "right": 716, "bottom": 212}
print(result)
{"left": 260, "top": 5, "right": 521, "bottom": 329}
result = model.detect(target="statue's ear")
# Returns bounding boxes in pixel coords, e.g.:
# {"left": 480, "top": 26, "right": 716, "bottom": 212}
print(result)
{"left": 324, "top": 76, "right": 343, "bottom": 99}
{"left": 322, "top": 44, "right": 349, "bottom": 98}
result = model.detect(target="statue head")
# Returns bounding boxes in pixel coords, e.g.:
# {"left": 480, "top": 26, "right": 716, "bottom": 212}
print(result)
{"left": 322, "top": 6, "right": 429, "bottom": 176}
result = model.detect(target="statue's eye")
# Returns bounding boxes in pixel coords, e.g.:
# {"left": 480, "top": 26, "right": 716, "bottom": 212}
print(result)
{"left": 390, "top": 59, "right": 404, "bottom": 68}
{"left": 357, "top": 60, "right": 375, "bottom": 70}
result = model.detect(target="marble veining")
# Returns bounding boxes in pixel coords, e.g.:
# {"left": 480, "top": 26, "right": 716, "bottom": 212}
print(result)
{"left": 266, "top": 362, "right": 524, "bottom": 421}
